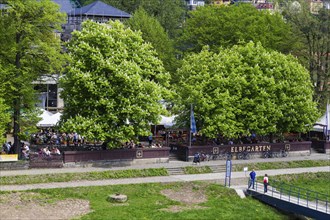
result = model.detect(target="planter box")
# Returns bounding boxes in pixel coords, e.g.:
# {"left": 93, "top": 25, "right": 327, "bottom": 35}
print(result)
{"left": 63, "top": 147, "right": 170, "bottom": 163}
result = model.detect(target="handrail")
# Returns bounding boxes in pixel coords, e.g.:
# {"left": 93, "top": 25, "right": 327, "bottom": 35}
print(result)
{"left": 271, "top": 180, "right": 329, "bottom": 202}
{"left": 248, "top": 180, "right": 330, "bottom": 213}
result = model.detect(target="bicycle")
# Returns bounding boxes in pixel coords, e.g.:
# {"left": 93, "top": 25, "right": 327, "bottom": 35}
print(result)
{"left": 218, "top": 151, "right": 232, "bottom": 160}
{"left": 237, "top": 150, "right": 250, "bottom": 160}
{"left": 208, "top": 152, "right": 219, "bottom": 160}
{"left": 263, "top": 151, "right": 275, "bottom": 158}
{"left": 278, "top": 149, "right": 288, "bottom": 157}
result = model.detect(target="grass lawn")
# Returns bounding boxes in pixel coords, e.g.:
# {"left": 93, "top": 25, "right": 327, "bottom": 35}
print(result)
{"left": 232, "top": 159, "right": 329, "bottom": 172}
{"left": 6, "top": 182, "right": 287, "bottom": 220}
{"left": 262, "top": 172, "right": 330, "bottom": 201}
{"left": 0, "top": 173, "right": 328, "bottom": 219}
{"left": 0, "top": 168, "right": 168, "bottom": 185}
{"left": 271, "top": 172, "right": 330, "bottom": 195}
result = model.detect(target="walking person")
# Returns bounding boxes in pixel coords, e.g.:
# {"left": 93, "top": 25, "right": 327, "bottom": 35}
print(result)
{"left": 148, "top": 134, "right": 153, "bottom": 146}
{"left": 248, "top": 169, "right": 256, "bottom": 189}
{"left": 263, "top": 174, "right": 269, "bottom": 193}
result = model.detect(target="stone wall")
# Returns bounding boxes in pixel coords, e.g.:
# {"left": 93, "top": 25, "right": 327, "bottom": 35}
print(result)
{"left": 175, "top": 142, "right": 312, "bottom": 161}
{"left": 0, "top": 161, "right": 29, "bottom": 170}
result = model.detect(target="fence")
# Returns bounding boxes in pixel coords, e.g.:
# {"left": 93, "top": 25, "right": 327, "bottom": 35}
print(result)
{"left": 249, "top": 179, "right": 329, "bottom": 214}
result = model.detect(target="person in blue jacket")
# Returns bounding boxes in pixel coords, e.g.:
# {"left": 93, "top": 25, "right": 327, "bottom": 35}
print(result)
{"left": 248, "top": 169, "right": 256, "bottom": 189}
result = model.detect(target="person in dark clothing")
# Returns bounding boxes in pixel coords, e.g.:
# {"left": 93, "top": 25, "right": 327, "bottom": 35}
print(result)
{"left": 248, "top": 169, "right": 256, "bottom": 189}
{"left": 193, "top": 152, "right": 200, "bottom": 164}
{"left": 148, "top": 134, "right": 153, "bottom": 146}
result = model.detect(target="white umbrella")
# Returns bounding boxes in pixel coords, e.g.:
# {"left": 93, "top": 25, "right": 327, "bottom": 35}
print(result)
{"left": 313, "top": 103, "right": 330, "bottom": 133}
{"left": 159, "top": 115, "right": 176, "bottom": 128}
{"left": 39, "top": 109, "right": 53, "bottom": 119}
{"left": 37, "top": 111, "right": 62, "bottom": 127}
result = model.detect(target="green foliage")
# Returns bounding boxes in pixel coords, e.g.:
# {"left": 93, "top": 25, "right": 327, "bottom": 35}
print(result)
{"left": 257, "top": 172, "right": 329, "bottom": 200}
{"left": 174, "top": 42, "right": 319, "bottom": 138}
{"left": 0, "top": 0, "right": 67, "bottom": 146}
{"left": 232, "top": 160, "right": 330, "bottom": 172}
{"left": 18, "top": 108, "right": 42, "bottom": 141}
{"left": 60, "top": 20, "right": 171, "bottom": 148}
{"left": 0, "top": 0, "right": 66, "bottom": 103}
{"left": 282, "top": 0, "right": 330, "bottom": 108}
{"left": 0, "top": 98, "right": 10, "bottom": 143}
{"left": 0, "top": 168, "right": 168, "bottom": 185}
{"left": 178, "top": 4, "right": 301, "bottom": 55}
{"left": 273, "top": 172, "right": 330, "bottom": 195}
{"left": 125, "top": 7, "right": 180, "bottom": 75}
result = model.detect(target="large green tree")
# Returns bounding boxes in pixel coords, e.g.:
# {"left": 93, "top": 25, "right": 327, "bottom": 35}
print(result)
{"left": 0, "top": 0, "right": 66, "bottom": 152}
{"left": 174, "top": 42, "right": 319, "bottom": 139}
{"left": 125, "top": 7, "right": 179, "bottom": 75}
{"left": 178, "top": 4, "right": 301, "bottom": 55}
{"left": 282, "top": 0, "right": 330, "bottom": 108}
{"left": 59, "top": 20, "right": 171, "bottom": 148}
{"left": 0, "top": 98, "right": 10, "bottom": 144}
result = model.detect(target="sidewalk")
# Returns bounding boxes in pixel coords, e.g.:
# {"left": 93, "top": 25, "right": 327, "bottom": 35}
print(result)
{"left": 1, "top": 166, "right": 329, "bottom": 191}
{"left": 1, "top": 152, "right": 329, "bottom": 177}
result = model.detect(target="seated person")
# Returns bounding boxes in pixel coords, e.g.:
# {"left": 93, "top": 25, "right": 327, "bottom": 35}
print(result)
{"left": 52, "top": 147, "right": 61, "bottom": 155}
{"left": 193, "top": 152, "right": 200, "bottom": 164}
{"left": 43, "top": 147, "right": 51, "bottom": 156}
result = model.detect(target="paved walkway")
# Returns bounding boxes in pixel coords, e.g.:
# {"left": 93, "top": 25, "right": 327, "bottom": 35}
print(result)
{"left": 1, "top": 152, "right": 329, "bottom": 177}
{"left": 0, "top": 158, "right": 330, "bottom": 191}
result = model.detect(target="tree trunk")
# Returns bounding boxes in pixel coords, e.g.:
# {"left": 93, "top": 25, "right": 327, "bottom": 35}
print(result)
{"left": 13, "top": 99, "right": 20, "bottom": 158}
{"left": 269, "top": 133, "right": 273, "bottom": 143}
{"left": 14, "top": 33, "right": 21, "bottom": 158}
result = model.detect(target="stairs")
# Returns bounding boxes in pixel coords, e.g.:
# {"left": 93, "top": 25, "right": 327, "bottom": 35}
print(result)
{"left": 209, "top": 165, "right": 226, "bottom": 173}
{"left": 167, "top": 167, "right": 185, "bottom": 175}
{"left": 169, "top": 153, "right": 180, "bottom": 161}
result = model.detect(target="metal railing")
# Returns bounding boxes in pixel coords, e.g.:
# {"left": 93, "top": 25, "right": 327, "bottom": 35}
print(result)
{"left": 248, "top": 180, "right": 329, "bottom": 213}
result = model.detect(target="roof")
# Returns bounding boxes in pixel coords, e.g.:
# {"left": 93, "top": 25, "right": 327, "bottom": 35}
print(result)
{"left": 67, "top": 0, "right": 131, "bottom": 18}
{"left": 256, "top": 3, "right": 274, "bottom": 9}
{"left": 52, "top": 0, "right": 74, "bottom": 13}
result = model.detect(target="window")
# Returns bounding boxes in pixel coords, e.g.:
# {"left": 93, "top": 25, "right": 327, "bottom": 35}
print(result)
{"left": 35, "top": 84, "right": 58, "bottom": 110}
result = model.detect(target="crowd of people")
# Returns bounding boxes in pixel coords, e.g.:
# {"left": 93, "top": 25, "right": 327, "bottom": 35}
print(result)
{"left": 1, "top": 141, "right": 61, "bottom": 160}
{"left": 30, "top": 129, "right": 87, "bottom": 147}
{"left": 37, "top": 146, "right": 61, "bottom": 156}
{"left": 121, "top": 139, "right": 163, "bottom": 149}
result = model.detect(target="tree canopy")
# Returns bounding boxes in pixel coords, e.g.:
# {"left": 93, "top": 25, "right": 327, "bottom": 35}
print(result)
{"left": 0, "top": 98, "right": 10, "bottom": 144}
{"left": 174, "top": 42, "right": 319, "bottom": 139}
{"left": 125, "top": 7, "right": 179, "bottom": 75}
{"left": 282, "top": 0, "right": 330, "bottom": 108}
{"left": 59, "top": 20, "right": 171, "bottom": 148}
{"left": 178, "top": 4, "right": 301, "bottom": 55}
{"left": 0, "top": 0, "right": 66, "bottom": 149}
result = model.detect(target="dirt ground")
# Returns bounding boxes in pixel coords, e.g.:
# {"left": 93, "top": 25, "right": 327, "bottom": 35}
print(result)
{"left": 0, "top": 184, "right": 207, "bottom": 219}
{"left": 160, "top": 183, "right": 208, "bottom": 213}
{"left": 0, "top": 192, "right": 91, "bottom": 220}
